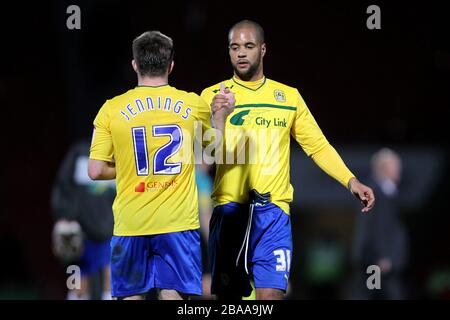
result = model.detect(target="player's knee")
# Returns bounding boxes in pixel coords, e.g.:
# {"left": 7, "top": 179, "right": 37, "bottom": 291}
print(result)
{"left": 119, "top": 295, "right": 145, "bottom": 300}
{"left": 158, "top": 289, "right": 188, "bottom": 300}
{"left": 255, "top": 288, "right": 284, "bottom": 300}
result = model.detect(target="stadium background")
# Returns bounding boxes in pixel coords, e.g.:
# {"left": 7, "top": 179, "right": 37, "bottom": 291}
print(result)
{"left": 1, "top": 0, "right": 449, "bottom": 299}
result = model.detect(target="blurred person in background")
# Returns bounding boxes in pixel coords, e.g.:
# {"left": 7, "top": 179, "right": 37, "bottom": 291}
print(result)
{"left": 51, "top": 139, "right": 115, "bottom": 300}
{"left": 351, "top": 148, "right": 409, "bottom": 299}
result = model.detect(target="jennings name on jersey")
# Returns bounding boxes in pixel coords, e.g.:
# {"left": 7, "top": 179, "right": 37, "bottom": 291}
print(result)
{"left": 90, "top": 85, "right": 211, "bottom": 236}
{"left": 201, "top": 77, "right": 329, "bottom": 214}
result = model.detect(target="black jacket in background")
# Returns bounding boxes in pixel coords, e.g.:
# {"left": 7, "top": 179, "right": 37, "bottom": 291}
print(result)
{"left": 352, "top": 179, "right": 409, "bottom": 273}
{"left": 51, "top": 141, "right": 115, "bottom": 242}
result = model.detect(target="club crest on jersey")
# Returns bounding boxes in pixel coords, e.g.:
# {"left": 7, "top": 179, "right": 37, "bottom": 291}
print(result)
{"left": 273, "top": 90, "right": 286, "bottom": 102}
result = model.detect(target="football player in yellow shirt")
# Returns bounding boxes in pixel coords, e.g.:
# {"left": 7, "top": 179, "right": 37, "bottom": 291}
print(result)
{"left": 88, "top": 31, "right": 233, "bottom": 300}
{"left": 201, "top": 20, "right": 375, "bottom": 300}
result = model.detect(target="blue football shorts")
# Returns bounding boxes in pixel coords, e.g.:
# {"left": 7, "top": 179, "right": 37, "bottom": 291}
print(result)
{"left": 209, "top": 202, "right": 292, "bottom": 297}
{"left": 110, "top": 230, "right": 202, "bottom": 298}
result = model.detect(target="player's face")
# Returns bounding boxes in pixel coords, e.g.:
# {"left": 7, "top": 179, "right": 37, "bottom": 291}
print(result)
{"left": 229, "top": 27, "right": 266, "bottom": 81}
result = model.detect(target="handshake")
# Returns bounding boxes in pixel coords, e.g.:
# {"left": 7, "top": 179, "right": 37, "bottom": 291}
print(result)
{"left": 210, "top": 83, "right": 235, "bottom": 131}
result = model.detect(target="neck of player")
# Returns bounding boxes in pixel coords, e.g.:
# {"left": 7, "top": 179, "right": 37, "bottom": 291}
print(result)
{"left": 138, "top": 75, "right": 169, "bottom": 87}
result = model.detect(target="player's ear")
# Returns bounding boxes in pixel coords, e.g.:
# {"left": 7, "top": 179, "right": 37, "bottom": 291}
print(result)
{"left": 168, "top": 61, "right": 174, "bottom": 75}
{"left": 261, "top": 43, "right": 266, "bottom": 58}
{"left": 131, "top": 60, "right": 138, "bottom": 73}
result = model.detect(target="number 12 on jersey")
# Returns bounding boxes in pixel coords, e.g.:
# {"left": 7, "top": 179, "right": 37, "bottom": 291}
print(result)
{"left": 132, "top": 124, "right": 183, "bottom": 176}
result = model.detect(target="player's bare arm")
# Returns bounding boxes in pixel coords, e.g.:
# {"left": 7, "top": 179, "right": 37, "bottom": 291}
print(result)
{"left": 348, "top": 177, "right": 375, "bottom": 213}
{"left": 88, "top": 159, "right": 116, "bottom": 180}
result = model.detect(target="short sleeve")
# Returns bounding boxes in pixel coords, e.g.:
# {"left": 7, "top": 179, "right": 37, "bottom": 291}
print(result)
{"left": 90, "top": 101, "right": 114, "bottom": 162}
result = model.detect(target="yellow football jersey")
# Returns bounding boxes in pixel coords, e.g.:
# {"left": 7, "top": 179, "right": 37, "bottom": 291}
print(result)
{"left": 201, "top": 77, "right": 331, "bottom": 214}
{"left": 90, "top": 85, "right": 211, "bottom": 236}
